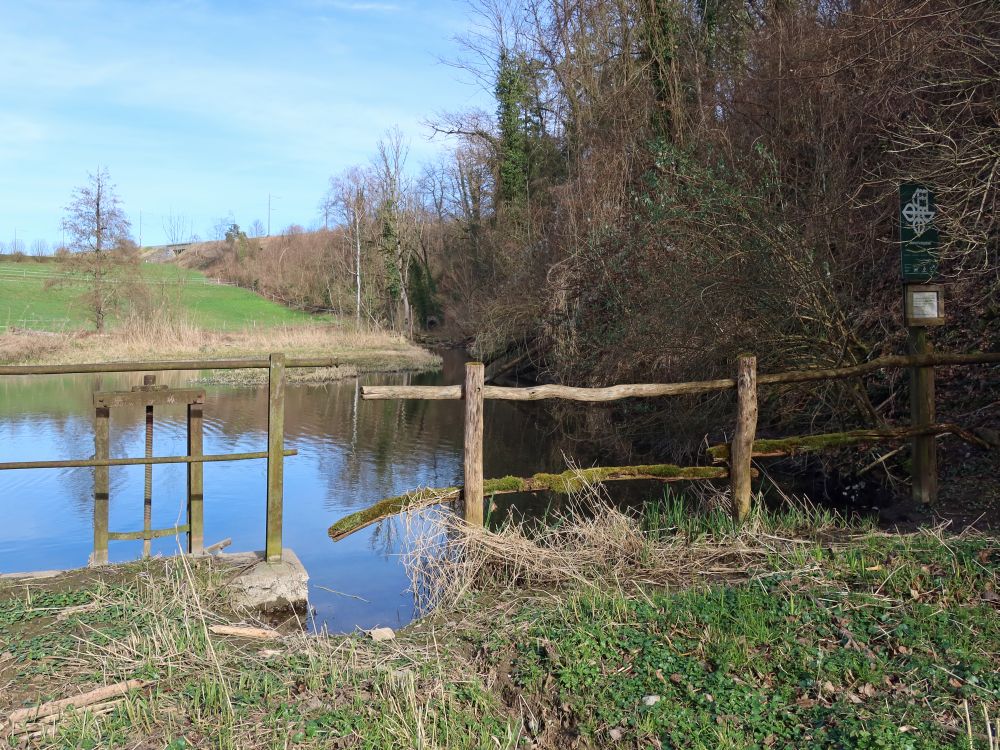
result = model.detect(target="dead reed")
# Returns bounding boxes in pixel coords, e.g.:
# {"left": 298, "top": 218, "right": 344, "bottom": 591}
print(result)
{"left": 0, "top": 313, "right": 440, "bottom": 376}
{"left": 402, "top": 471, "right": 869, "bottom": 615}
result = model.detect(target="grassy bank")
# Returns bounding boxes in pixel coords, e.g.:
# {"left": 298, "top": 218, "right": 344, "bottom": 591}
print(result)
{"left": 0, "top": 321, "right": 440, "bottom": 381}
{"left": 2, "top": 497, "right": 996, "bottom": 748}
{"left": 0, "top": 260, "right": 319, "bottom": 332}
{"left": 0, "top": 258, "right": 439, "bottom": 377}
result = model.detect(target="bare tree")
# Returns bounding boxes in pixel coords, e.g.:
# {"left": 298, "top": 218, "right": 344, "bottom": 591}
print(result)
{"left": 54, "top": 248, "right": 141, "bottom": 333}
{"left": 62, "top": 168, "right": 132, "bottom": 252}
{"left": 373, "top": 128, "right": 415, "bottom": 338}
{"left": 212, "top": 214, "right": 236, "bottom": 241}
{"left": 162, "top": 210, "right": 193, "bottom": 244}
{"left": 325, "top": 167, "right": 371, "bottom": 329}
{"left": 249, "top": 219, "right": 266, "bottom": 238}
{"left": 59, "top": 169, "right": 134, "bottom": 332}
{"left": 31, "top": 239, "right": 49, "bottom": 257}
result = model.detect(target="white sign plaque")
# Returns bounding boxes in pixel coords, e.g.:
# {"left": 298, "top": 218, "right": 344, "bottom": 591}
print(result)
{"left": 904, "top": 284, "right": 944, "bottom": 326}
{"left": 911, "top": 291, "right": 939, "bottom": 320}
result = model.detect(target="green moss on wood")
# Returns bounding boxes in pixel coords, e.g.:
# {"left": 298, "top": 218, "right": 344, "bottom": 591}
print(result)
{"left": 328, "top": 463, "right": 727, "bottom": 542}
{"left": 327, "top": 486, "right": 459, "bottom": 540}
{"left": 484, "top": 475, "right": 526, "bottom": 493}
{"left": 708, "top": 428, "right": 943, "bottom": 462}
{"left": 521, "top": 465, "right": 724, "bottom": 494}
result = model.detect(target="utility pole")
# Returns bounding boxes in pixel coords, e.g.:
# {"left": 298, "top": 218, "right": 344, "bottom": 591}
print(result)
{"left": 268, "top": 193, "right": 280, "bottom": 236}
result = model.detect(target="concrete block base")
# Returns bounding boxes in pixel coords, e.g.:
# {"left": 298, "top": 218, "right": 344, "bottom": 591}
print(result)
{"left": 222, "top": 548, "right": 309, "bottom": 614}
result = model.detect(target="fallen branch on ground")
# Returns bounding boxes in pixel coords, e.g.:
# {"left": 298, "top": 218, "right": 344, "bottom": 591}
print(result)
{"left": 5, "top": 679, "right": 149, "bottom": 729}
{"left": 208, "top": 624, "right": 281, "bottom": 640}
{"left": 328, "top": 463, "right": 729, "bottom": 542}
{"left": 203, "top": 537, "right": 233, "bottom": 554}
{"left": 10, "top": 699, "right": 125, "bottom": 740}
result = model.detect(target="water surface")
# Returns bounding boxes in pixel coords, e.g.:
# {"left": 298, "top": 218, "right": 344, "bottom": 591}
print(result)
{"left": 0, "top": 351, "right": 565, "bottom": 631}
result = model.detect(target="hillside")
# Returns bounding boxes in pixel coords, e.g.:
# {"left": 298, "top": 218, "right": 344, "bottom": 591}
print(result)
{"left": 0, "top": 258, "right": 318, "bottom": 333}
{"left": 0, "top": 255, "right": 439, "bottom": 376}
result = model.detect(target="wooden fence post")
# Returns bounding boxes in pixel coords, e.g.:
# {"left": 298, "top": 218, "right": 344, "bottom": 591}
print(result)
{"left": 463, "top": 362, "right": 485, "bottom": 526}
{"left": 730, "top": 355, "right": 758, "bottom": 522}
{"left": 143, "top": 381, "right": 154, "bottom": 559}
{"left": 908, "top": 328, "right": 938, "bottom": 504}
{"left": 187, "top": 403, "right": 204, "bottom": 554}
{"left": 266, "top": 353, "right": 285, "bottom": 562}
{"left": 92, "top": 406, "right": 110, "bottom": 565}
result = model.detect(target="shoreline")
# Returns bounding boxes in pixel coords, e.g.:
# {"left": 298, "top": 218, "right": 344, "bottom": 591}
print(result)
{"left": 1, "top": 504, "right": 996, "bottom": 748}
{"left": 0, "top": 324, "right": 442, "bottom": 384}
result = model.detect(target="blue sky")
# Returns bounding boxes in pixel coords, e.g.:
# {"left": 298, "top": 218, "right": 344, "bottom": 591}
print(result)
{"left": 0, "top": 0, "right": 491, "bottom": 248}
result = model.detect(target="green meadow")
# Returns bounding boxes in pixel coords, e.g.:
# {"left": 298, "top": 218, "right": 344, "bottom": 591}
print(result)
{"left": 0, "top": 260, "right": 322, "bottom": 332}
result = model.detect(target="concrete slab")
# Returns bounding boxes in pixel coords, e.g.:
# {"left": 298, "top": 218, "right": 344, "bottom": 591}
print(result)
{"left": 1, "top": 548, "right": 310, "bottom": 618}
{"left": 0, "top": 568, "right": 66, "bottom": 581}
{"left": 223, "top": 548, "right": 309, "bottom": 613}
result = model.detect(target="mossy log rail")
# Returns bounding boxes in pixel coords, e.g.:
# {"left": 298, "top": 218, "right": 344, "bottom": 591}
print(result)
{"left": 361, "top": 351, "right": 1000, "bottom": 402}
{"left": 328, "top": 463, "right": 729, "bottom": 541}
{"left": 706, "top": 423, "right": 990, "bottom": 462}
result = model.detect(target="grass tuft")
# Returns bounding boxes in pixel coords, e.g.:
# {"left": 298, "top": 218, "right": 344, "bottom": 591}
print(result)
{"left": 2, "top": 476, "right": 997, "bottom": 748}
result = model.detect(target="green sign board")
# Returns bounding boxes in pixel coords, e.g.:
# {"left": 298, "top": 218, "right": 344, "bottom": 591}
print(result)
{"left": 900, "top": 183, "right": 939, "bottom": 281}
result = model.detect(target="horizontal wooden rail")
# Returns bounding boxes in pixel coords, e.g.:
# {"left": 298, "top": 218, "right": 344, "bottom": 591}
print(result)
{"left": 0, "top": 449, "right": 297, "bottom": 471}
{"left": 706, "top": 423, "right": 990, "bottom": 462}
{"left": 361, "top": 351, "right": 1000, "bottom": 402}
{"left": 109, "top": 525, "right": 190, "bottom": 541}
{"left": 0, "top": 356, "right": 347, "bottom": 376}
{"left": 756, "top": 351, "right": 1000, "bottom": 386}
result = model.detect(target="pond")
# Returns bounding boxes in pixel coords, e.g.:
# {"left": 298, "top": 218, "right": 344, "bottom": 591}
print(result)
{"left": 0, "top": 350, "right": 572, "bottom": 632}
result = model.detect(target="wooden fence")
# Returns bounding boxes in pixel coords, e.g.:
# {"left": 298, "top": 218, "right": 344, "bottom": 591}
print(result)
{"left": 0, "top": 354, "right": 354, "bottom": 565}
{"left": 0, "top": 349, "right": 997, "bottom": 567}
{"left": 358, "top": 351, "right": 1000, "bottom": 529}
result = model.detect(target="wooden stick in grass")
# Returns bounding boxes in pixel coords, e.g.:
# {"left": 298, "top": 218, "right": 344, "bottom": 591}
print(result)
{"left": 7, "top": 680, "right": 148, "bottom": 724}
{"left": 208, "top": 624, "right": 281, "bottom": 640}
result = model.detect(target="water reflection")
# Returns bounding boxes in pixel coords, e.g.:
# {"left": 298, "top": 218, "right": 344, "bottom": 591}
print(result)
{"left": 0, "top": 350, "right": 568, "bottom": 631}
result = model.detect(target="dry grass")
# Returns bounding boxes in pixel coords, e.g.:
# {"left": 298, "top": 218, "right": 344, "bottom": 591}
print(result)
{"left": 0, "top": 314, "right": 440, "bottom": 379}
{"left": 402, "top": 475, "right": 864, "bottom": 616}
{"left": 3, "top": 484, "right": 996, "bottom": 748}
{"left": 1, "top": 553, "right": 517, "bottom": 749}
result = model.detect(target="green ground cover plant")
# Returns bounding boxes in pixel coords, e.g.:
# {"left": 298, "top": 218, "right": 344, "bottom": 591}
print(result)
{"left": 0, "top": 260, "right": 319, "bottom": 332}
{"left": 1, "top": 495, "right": 996, "bottom": 748}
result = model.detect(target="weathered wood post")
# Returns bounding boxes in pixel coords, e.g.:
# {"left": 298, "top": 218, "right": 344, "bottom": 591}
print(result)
{"left": 730, "top": 355, "right": 758, "bottom": 522}
{"left": 142, "top": 375, "right": 155, "bottom": 558}
{"left": 463, "top": 362, "right": 485, "bottom": 526}
{"left": 908, "top": 327, "right": 938, "bottom": 504}
{"left": 266, "top": 353, "right": 286, "bottom": 562}
{"left": 92, "top": 406, "right": 110, "bottom": 565}
{"left": 187, "top": 401, "right": 204, "bottom": 554}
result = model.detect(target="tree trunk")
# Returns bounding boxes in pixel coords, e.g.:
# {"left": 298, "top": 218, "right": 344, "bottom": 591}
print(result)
{"left": 354, "top": 212, "right": 362, "bottom": 329}
{"left": 395, "top": 235, "right": 412, "bottom": 338}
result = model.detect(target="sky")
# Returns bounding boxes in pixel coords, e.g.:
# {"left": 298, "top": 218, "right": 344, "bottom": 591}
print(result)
{"left": 0, "top": 0, "right": 491, "bottom": 248}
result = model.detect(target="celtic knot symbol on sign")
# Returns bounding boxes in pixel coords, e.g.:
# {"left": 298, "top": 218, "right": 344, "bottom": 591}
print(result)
{"left": 902, "top": 187, "right": 935, "bottom": 236}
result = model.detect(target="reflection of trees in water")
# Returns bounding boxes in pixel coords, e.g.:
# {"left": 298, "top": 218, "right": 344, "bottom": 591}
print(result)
{"left": 367, "top": 513, "right": 404, "bottom": 559}
{"left": 0, "top": 355, "right": 613, "bottom": 569}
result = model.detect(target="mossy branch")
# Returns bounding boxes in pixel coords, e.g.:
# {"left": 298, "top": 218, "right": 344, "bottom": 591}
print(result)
{"left": 707, "top": 423, "right": 990, "bottom": 463}
{"left": 327, "top": 463, "right": 727, "bottom": 542}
